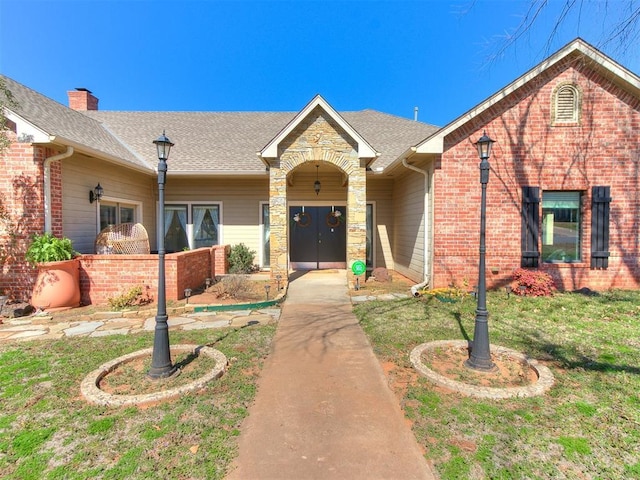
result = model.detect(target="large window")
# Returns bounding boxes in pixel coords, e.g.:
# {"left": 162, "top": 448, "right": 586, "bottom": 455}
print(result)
{"left": 164, "top": 203, "right": 220, "bottom": 252}
{"left": 541, "top": 191, "right": 581, "bottom": 262}
{"left": 99, "top": 201, "right": 139, "bottom": 232}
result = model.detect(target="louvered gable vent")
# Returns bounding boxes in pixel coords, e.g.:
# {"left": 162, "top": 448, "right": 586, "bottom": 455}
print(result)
{"left": 554, "top": 85, "right": 579, "bottom": 123}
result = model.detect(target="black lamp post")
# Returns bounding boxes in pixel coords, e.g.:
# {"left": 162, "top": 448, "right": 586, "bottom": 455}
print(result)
{"left": 148, "top": 131, "right": 177, "bottom": 379}
{"left": 465, "top": 132, "right": 497, "bottom": 372}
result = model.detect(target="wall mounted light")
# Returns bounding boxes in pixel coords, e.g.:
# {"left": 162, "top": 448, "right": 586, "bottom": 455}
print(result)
{"left": 89, "top": 183, "right": 103, "bottom": 203}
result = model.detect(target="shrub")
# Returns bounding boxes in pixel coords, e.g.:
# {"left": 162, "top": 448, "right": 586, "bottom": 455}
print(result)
{"left": 108, "top": 286, "right": 153, "bottom": 310}
{"left": 227, "top": 243, "right": 256, "bottom": 274}
{"left": 213, "top": 275, "right": 252, "bottom": 299}
{"left": 512, "top": 268, "right": 556, "bottom": 297}
{"left": 25, "top": 233, "right": 76, "bottom": 265}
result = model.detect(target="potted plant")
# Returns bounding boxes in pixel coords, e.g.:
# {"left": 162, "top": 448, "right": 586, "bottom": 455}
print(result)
{"left": 26, "top": 233, "right": 81, "bottom": 310}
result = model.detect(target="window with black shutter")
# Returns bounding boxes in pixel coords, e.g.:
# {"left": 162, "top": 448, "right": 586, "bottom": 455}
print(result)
{"left": 521, "top": 186, "right": 540, "bottom": 267}
{"left": 591, "top": 186, "right": 611, "bottom": 269}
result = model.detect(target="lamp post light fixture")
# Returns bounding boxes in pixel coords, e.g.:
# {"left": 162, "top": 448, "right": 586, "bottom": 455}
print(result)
{"left": 464, "top": 131, "right": 497, "bottom": 372}
{"left": 148, "top": 131, "right": 177, "bottom": 379}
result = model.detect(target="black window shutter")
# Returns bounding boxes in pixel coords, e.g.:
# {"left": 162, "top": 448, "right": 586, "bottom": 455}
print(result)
{"left": 521, "top": 186, "right": 540, "bottom": 267}
{"left": 591, "top": 186, "right": 611, "bottom": 269}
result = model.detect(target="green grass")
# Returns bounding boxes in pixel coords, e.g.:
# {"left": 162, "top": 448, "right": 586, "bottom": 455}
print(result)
{"left": 355, "top": 289, "right": 640, "bottom": 480}
{"left": 0, "top": 324, "right": 275, "bottom": 479}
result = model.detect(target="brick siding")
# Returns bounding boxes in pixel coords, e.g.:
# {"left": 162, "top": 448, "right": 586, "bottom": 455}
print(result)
{"left": 432, "top": 57, "right": 640, "bottom": 291}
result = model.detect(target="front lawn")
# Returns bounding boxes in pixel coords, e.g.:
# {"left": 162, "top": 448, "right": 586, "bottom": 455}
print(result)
{"left": 355, "top": 289, "right": 640, "bottom": 479}
{"left": 0, "top": 325, "right": 275, "bottom": 479}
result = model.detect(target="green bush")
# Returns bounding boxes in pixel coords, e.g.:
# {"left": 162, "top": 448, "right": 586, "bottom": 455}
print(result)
{"left": 25, "top": 233, "right": 75, "bottom": 265}
{"left": 107, "top": 286, "right": 152, "bottom": 310}
{"left": 227, "top": 243, "right": 256, "bottom": 274}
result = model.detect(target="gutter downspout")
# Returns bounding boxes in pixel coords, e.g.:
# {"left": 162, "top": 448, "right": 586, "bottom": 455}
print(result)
{"left": 402, "top": 154, "right": 432, "bottom": 297}
{"left": 44, "top": 146, "right": 74, "bottom": 233}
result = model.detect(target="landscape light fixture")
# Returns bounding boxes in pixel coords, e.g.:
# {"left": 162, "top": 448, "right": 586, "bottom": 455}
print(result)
{"left": 464, "top": 131, "right": 497, "bottom": 372}
{"left": 148, "top": 131, "right": 177, "bottom": 379}
{"left": 89, "top": 183, "right": 103, "bottom": 203}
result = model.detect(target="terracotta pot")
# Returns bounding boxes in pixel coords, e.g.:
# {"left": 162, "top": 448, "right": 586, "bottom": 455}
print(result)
{"left": 31, "top": 258, "right": 81, "bottom": 310}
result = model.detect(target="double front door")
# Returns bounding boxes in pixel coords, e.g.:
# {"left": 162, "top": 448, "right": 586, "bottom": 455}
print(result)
{"left": 289, "top": 206, "right": 347, "bottom": 269}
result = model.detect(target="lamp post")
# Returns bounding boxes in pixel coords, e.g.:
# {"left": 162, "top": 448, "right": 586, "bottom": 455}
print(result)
{"left": 465, "top": 132, "right": 497, "bottom": 372}
{"left": 148, "top": 131, "right": 177, "bottom": 379}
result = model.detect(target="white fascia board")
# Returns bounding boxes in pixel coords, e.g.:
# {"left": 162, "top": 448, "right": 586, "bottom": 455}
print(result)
{"left": 260, "top": 94, "right": 378, "bottom": 159}
{"left": 3, "top": 110, "right": 50, "bottom": 143}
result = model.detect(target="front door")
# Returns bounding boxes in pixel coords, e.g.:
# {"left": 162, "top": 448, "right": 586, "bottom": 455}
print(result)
{"left": 290, "top": 206, "right": 347, "bottom": 269}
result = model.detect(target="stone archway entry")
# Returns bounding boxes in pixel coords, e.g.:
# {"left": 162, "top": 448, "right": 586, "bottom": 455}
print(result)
{"left": 289, "top": 206, "right": 347, "bottom": 269}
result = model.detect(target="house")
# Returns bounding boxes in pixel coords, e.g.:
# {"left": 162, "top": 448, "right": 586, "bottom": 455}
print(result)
{"left": 1, "top": 38, "right": 638, "bottom": 305}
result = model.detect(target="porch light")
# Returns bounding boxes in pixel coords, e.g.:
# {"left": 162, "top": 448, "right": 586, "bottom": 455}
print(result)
{"left": 89, "top": 183, "right": 103, "bottom": 203}
{"left": 314, "top": 165, "right": 321, "bottom": 195}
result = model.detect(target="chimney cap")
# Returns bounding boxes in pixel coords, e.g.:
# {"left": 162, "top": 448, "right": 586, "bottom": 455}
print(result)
{"left": 75, "top": 87, "right": 92, "bottom": 93}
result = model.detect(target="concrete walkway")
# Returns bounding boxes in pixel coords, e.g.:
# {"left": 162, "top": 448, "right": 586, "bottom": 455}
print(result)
{"left": 226, "top": 270, "right": 436, "bottom": 480}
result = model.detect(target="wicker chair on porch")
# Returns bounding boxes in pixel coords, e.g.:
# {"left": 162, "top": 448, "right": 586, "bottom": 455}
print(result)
{"left": 95, "top": 223, "right": 150, "bottom": 255}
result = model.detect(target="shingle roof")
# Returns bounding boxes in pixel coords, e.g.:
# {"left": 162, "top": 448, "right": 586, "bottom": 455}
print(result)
{"left": 85, "top": 110, "right": 439, "bottom": 173}
{"left": 1, "top": 75, "right": 151, "bottom": 170}
{"left": 2, "top": 74, "right": 439, "bottom": 174}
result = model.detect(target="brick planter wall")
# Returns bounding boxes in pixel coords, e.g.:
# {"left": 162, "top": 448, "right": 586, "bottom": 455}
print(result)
{"left": 79, "top": 246, "right": 229, "bottom": 305}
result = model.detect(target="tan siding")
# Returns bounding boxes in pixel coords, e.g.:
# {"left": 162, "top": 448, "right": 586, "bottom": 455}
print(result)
{"left": 287, "top": 170, "right": 348, "bottom": 202}
{"left": 62, "top": 156, "right": 155, "bottom": 254}
{"left": 166, "top": 177, "right": 269, "bottom": 262}
{"left": 392, "top": 170, "right": 425, "bottom": 283}
{"left": 366, "top": 178, "right": 394, "bottom": 269}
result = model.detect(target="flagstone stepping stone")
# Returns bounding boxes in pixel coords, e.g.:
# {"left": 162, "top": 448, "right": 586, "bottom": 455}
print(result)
{"left": 10, "top": 330, "right": 47, "bottom": 339}
{"left": 64, "top": 321, "right": 104, "bottom": 337}
{"left": 182, "top": 320, "right": 230, "bottom": 330}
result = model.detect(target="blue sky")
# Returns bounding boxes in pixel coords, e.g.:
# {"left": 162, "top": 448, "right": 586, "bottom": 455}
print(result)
{"left": 1, "top": 0, "right": 638, "bottom": 127}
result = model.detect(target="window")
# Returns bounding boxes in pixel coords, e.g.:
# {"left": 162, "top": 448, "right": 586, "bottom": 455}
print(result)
{"left": 261, "top": 203, "right": 270, "bottom": 267}
{"left": 164, "top": 203, "right": 220, "bottom": 252}
{"left": 553, "top": 83, "right": 581, "bottom": 124}
{"left": 366, "top": 203, "right": 374, "bottom": 268}
{"left": 541, "top": 191, "right": 581, "bottom": 262}
{"left": 99, "top": 201, "right": 139, "bottom": 231}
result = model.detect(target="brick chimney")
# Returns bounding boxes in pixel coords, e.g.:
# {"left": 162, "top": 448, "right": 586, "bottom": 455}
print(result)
{"left": 68, "top": 88, "right": 99, "bottom": 111}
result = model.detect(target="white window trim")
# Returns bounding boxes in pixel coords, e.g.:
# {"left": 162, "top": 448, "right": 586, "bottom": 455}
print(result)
{"left": 98, "top": 196, "right": 142, "bottom": 234}
{"left": 163, "top": 201, "right": 223, "bottom": 249}
{"left": 259, "top": 201, "right": 270, "bottom": 269}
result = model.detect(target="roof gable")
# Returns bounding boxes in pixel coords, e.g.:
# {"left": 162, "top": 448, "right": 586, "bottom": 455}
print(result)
{"left": 260, "top": 95, "right": 378, "bottom": 160}
{"left": 415, "top": 38, "right": 640, "bottom": 154}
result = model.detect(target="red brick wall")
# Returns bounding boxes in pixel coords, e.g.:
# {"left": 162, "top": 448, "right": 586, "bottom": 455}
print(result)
{"left": 432, "top": 56, "right": 640, "bottom": 291}
{"left": 0, "top": 138, "right": 48, "bottom": 300}
{"left": 79, "top": 246, "right": 227, "bottom": 305}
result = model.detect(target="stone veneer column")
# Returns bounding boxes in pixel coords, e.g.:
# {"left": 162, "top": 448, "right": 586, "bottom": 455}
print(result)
{"left": 346, "top": 164, "right": 366, "bottom": 282}
{"left": 269, "top": 162, "right": 288, "bottom": 281}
